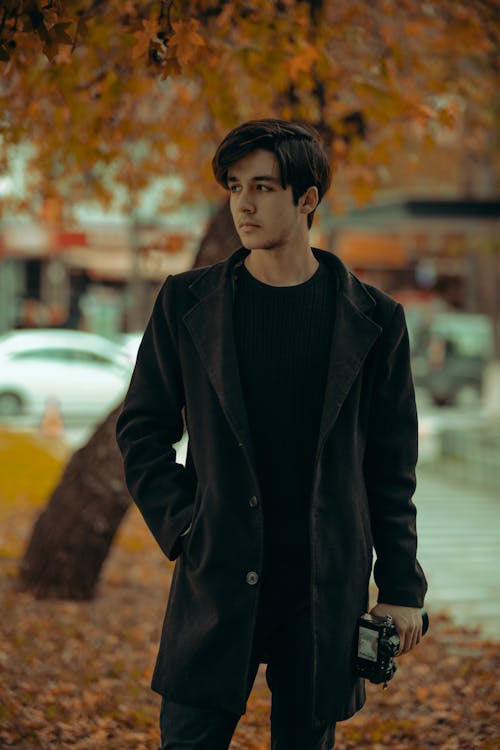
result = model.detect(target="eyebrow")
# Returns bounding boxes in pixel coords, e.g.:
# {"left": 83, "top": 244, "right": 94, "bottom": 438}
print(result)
{"left": 226, "top": 174, "right": 281, "bottom": 184}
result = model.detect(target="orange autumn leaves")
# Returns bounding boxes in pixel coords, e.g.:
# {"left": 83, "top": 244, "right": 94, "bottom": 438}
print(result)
{"left": 1, "top": 430, "right": 499, "bottom": 748}
{"left": 0, "top": 1, "right": 498, "bottom": 216}
{"left": 1, "top": 499, "right": 499, "bottom": 749}
{"left": 132, "top": 16, "right": 206, "bottom": 79}
{"left": 168, "top": 18, "right": 206, "bottom": 67}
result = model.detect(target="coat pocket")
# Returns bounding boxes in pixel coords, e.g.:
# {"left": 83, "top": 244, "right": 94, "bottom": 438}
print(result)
{"left": 182, "top": 483, "right": 205, "bottom": 558}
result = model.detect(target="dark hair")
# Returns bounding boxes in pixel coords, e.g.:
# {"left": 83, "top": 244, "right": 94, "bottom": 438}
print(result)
{"left": 212, "top": 118, "right": 331, "bottom": 228}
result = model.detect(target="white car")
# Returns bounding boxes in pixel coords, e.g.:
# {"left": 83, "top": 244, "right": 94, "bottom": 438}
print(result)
{"left": 119, "top": 332, "right": 143, "bottom": 364}
{"left": 0, "top": 329, "right": 133, "bottom": 421}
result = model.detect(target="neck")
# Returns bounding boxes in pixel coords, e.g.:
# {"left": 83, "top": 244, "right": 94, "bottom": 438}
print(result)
{"left": 244, "top": 244, "right": 319, "bottom": 287}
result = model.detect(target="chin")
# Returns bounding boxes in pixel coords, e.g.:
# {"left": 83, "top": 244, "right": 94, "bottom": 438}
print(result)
{"left": 245, "top": 241, "right": 280, "bottom": 251}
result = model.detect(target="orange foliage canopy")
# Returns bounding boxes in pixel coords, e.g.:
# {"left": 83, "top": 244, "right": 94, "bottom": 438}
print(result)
{"left": 0, "top": 0, "right": 498, "bottom": 215}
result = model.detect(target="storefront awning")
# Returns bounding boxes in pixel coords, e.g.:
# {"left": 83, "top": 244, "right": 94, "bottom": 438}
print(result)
{"left": 337, "top": 231, "right": 407, "bottom": 267}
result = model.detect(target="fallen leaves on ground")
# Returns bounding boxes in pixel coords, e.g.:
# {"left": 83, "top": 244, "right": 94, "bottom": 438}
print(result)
{"left": 0, "top": 431, "right": 499, "bottom": 748}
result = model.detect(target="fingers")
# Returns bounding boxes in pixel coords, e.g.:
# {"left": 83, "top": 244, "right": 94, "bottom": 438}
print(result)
{"left": 397, "top": 620, "right": 422, "bottom": 654}
{"left": 369, "top": 604, "right": 424, "bottom": 655}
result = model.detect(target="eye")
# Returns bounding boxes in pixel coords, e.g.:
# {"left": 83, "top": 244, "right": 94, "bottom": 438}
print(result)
{"left": 256, "top": 184, "right": 272, "bottom": 192}
{"left": 229, "top": 184, "right": 241, "bottom": 193}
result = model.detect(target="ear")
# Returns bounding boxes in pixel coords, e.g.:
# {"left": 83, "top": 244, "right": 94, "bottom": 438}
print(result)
{"left": 299, "top": 186, "right": 319, "bottom": 216}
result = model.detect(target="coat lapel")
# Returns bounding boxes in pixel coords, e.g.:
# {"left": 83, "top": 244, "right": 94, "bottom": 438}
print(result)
{"left": 182, "top": 249, "right": 254, "bottom": 456}
{"left": 313, "top": 250, "right": 382, "bottom": 454}
{"left": 183, "top": 247, "right": 383, "bottom": 466}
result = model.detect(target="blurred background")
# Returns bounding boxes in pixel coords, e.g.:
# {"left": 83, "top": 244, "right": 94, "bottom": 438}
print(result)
{"left": 1, "top": 5, "right": 499, "bottom": 747}
{"left": 1, "top": 2, "right": 499, "bottom": 457}
{"left": 0, "top": 0, "right": 499, "bottom": 605}
{"left": 0, "top": 0, "right": 500, "bottom": 620}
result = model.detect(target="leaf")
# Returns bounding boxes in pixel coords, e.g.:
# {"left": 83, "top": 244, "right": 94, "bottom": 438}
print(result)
{"left": 42, "top": 39, "right": 60, "bottom": 62}
{"left": 75, "top": 18, "right": 90, "bottom": 38}
{"left": 215, "top": 2, "right": 236, "bottom": 29}
{"left": 416, "top": 686, "right": 429, "bottom": 701}
{"left": 131, "top": 19, "right": 159, "bottom": 61}
{"left": 160, "top": 56, "right": 182, "bottom": 80}
{"left": 0, "top": 0, "right": 497, "bottom": 217}
{"left": 36, "top": 21, "right": 51, "bottom": 44}
{"left": 52, "top": 23, "right": 74, "bottom": 46}
{"left": 287, "top": 44, "right": 319, "bottom": 83}
{"left": 168, "top": 19, "right": 206, "bottom": 67}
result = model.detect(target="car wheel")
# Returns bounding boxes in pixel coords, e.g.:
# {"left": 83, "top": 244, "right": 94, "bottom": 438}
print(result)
{"left": 431, "top": 394, "right": 452, "bottom": 407}
{"left": 0, "top": 392, "right": 24, "bottom": 417}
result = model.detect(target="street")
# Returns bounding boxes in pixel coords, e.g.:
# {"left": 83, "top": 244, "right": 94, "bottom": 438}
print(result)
{"left": 2, "top": 394, "right": 499, "bottom": 642}
{"left": 415, "top": 466, "right": 500, "bottom": 641}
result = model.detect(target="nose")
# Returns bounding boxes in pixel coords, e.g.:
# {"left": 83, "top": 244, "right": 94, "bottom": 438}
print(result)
{"left": 238, "top": 189, "right": 255, "bottom": 214}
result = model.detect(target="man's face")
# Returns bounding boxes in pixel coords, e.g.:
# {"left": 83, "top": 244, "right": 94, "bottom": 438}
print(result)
{"left": 227, "top": 149, "right": 306, "bottom": 252}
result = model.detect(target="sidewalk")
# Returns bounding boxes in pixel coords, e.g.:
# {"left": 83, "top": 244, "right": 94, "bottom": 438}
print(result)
{"left": 414, "top": 465, "right": 500, "bottom": 640}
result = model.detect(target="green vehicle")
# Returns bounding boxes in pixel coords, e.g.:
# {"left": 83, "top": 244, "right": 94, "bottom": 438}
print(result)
{"left": 411, "top": 312, "right": 495, "bottom": 407}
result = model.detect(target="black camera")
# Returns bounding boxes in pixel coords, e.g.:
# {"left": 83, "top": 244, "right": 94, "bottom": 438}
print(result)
{"left": 355, "top": 609, "right": 429, "bottom": 687}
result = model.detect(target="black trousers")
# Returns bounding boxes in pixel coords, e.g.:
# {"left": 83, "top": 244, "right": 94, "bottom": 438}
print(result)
{"left": 158, "top": 607, "right": 336, "bottom": 749}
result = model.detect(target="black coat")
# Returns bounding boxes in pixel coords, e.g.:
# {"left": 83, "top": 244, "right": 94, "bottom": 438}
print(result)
{"left": 116, "top": 246, "right": 427, "bottom": 725}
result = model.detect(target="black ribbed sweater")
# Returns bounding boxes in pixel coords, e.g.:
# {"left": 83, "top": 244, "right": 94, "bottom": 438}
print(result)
{"left": 233, "top": 260, "right": 335, "bottom": 627}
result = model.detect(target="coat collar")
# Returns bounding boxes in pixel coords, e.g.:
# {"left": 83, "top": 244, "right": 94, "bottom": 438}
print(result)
{"left": 182, "top": 247, "right": 381, "bottom": 460}
{"left": 182, "top": 248, "right": 253, "bottom": 457}
{"left": 310, "top": 248, "right": 382, "bottom": 459}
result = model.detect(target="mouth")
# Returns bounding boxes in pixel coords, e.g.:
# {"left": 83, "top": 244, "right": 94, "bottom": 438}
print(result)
{"left": 239, "top": 222, "right": 260, "bottom": 230}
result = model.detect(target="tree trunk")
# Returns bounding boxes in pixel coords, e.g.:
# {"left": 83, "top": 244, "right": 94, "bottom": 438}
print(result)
{"left": 192, "top": 199, "right": 240, "bottom": 268}
{"left": 19, "top": 200, "right": 237, "bottom": 599}
{"left": 19, "top": 406, "right": 131, "bottom": 599}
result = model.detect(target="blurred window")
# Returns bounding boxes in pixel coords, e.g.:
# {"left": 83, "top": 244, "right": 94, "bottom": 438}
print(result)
{"left": 10, "top": 348, "right": 113, "bottom": 365}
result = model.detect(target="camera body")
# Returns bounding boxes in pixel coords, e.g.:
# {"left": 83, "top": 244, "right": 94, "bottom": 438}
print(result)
{"left": 355, "top": 609, "right": 429, "bottom": 686}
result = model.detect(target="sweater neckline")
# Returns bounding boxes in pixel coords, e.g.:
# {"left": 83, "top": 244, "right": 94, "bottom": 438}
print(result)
{"left": 240, "top": 260, "right": 326, "bottom": 292}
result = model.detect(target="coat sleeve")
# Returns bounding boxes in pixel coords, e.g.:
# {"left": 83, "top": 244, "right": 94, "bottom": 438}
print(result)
{"left": 116, "top": 274, "right": 195, "bottom": 561}
{"left": 364, "top": 302, "right": 427, "bottom": 608}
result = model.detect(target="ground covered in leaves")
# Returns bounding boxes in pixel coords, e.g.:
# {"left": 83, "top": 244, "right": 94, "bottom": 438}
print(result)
{"left": 1, "top": 428, "right": 499, "bottom": 749}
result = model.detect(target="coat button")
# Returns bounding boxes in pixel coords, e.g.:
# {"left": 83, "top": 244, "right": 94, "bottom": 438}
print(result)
{"left": 249, "top": 495, "right": 258, "bottom": 508}
{"left": 246, "top": 571, "right": 259, "bottom": 586}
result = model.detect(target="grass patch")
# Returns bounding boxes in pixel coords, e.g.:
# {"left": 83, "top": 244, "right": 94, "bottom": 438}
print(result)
{"left": 0, "top": 427, "right": 68, "bottom": 513}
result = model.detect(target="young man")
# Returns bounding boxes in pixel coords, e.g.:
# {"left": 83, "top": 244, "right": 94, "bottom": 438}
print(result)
{"left": 116, "top": 119, "right": 427, "bottom": 750}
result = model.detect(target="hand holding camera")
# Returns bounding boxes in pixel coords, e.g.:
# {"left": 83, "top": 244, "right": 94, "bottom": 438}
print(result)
{"left": 370, "top": 602, "right": 425, "bottom": 654}
{"left": 355, "top": 608, "right": 429, "bottom": 687}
